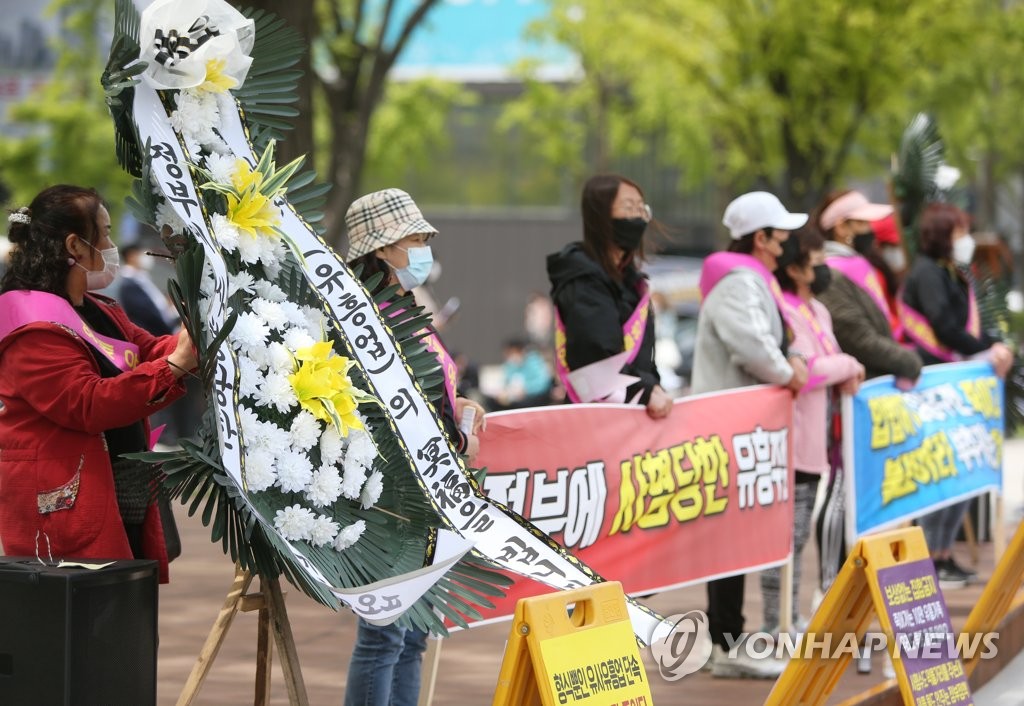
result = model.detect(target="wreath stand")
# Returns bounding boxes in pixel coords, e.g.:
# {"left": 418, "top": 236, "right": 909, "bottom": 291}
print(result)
{"left": 177, "top": 566, "right": 309, "bottom": 706}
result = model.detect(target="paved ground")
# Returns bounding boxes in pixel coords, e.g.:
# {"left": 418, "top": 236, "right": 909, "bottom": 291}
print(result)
{"left": 3, "top": 446, "right": 1021, "bottom": 705}
{"left": 151, "top": 439, "right": 1024, "bottom": 705}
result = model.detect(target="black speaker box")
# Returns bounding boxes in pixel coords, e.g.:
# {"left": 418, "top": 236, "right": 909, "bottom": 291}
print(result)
{"left": 0, "top": 557, "right": 158, "bottom": 706}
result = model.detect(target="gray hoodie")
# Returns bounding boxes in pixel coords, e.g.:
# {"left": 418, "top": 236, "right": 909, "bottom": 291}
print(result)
{"left": 691, "top": 267, "right": 793, "bottom": 394}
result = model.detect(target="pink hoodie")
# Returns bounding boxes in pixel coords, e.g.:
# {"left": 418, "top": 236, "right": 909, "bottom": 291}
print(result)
{"left": 786, "top": 297, "right": 862, "bottom": 473}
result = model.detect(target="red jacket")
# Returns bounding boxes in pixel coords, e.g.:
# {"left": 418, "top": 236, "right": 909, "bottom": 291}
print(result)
{"left": 0, "top": 293, "right": 185, "bottom": 582}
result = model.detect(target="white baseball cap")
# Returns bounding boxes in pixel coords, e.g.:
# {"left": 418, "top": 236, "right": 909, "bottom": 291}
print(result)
{"left": 722, "top": 191, "right": 808, "bottom": 239}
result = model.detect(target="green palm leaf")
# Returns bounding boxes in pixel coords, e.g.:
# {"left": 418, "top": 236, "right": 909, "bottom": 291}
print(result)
{"left": 892, "top": 113, "right": 944, "bottom": 256}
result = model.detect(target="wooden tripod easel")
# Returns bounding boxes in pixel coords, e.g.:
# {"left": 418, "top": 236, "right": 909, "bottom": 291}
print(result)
{"left": 176, "top": 566, "right": 309, "bottom": 706}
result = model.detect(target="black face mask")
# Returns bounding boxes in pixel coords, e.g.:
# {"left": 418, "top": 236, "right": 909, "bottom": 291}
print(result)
{"left": 852, "top": 229, "right": 875, "bottom": 254}
{"left": 611, "top": 218, "right": 648, "bottom": 252}
{"left": 774, "top": 233, "right": 801, "bottom": 270}
{"left": 810, "top": 264, "right": 832, "bottom": 295}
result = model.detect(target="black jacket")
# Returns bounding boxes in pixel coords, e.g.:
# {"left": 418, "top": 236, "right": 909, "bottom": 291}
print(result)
{"left": 546, "top": 242, "right": 659, "bottom": 404}
{"left": 902, "top": 255, "right": 994, "bottom": 365}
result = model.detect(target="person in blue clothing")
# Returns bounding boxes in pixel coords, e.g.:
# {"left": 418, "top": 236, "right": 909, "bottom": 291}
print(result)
{"left": 491, "top": 338, "right": 553, "bottom": 409}
{"left": 343, "top": 188, "right": 485, "bottom": 706}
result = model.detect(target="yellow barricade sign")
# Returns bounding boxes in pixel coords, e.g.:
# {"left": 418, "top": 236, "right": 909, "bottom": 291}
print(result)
{"left": 492, "top": 581, "right": 653, "bottom": 706}
{"left": 767, "top": 526, "right": 974, "bottom": 706}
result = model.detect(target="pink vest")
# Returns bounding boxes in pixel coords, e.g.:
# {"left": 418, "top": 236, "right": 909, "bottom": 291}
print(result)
{"left": 554, "top": 280, "right": 651, "bottom": 404}
{"left": 897, "top": 286, "right": 981, "bottom": 363}
{"left": 0, "top": 290, "right": 141, "bottom": 372}
{"left": 699, "top": 252, "right": 795, "bottom": 333}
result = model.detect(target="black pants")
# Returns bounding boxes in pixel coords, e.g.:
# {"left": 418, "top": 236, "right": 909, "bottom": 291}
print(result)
{"left": 707, "top": 574, "right": 745, "bottom": 648}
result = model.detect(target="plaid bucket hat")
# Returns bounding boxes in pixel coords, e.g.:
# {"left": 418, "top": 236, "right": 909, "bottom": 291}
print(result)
{"left": 345, "top": 188, "right": 438, "bottom": 262}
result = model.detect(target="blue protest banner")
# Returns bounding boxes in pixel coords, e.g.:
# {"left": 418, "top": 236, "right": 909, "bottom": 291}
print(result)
{"left": 843, "top": 361, "right": 1003, "bottom": 542}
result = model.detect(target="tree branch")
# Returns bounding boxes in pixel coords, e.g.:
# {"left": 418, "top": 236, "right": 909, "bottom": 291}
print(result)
{"left": 353, "top": 0, "right": 366, "bottom": 43}
{"left": 382, "top": 0, "right": 438, "bottom": 71}
{"left": 374, "top": 0, "right": 396, "bottom": 56}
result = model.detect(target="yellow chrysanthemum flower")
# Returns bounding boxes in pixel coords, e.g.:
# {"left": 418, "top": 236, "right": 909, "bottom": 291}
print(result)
{"left": 226, "top": 160, "right": 280, "bottom": 238}
{"left": 199, "top": 58, "right": 238, "bottom": 94}
{"left": 288, "top": 343, "right": 371, "bottom": 436}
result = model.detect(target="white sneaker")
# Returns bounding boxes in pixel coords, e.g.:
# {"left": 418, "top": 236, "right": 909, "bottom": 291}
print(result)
{"left": 708, "top": 644, "right": 786, "bottom": 680}
{"left": 856, "top": 654, "right": 872, "bottom": 674}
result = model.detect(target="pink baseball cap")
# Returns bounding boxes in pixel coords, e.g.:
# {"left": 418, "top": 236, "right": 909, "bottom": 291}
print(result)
{"left": 819, "top": 191, "right": 893, "bottom": 231}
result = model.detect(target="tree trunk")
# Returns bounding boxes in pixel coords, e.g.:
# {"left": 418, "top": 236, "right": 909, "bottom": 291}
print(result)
{"left": 322, "top": 90, "right": 370, "bottom": 251}
{"left": 233, "top": 0, "right": 315, "bottom": 167}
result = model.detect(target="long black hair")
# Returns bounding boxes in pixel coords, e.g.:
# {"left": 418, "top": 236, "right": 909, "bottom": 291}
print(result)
{"left": 1, "top": 185, "right": 105, "bottom": 296}
{"left": 581, "top": 174, "right": 647, "bottom": 282}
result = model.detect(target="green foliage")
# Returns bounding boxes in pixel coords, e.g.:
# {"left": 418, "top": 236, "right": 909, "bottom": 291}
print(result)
{"left": 503, "top": 0, "right": 995, "bottom": 210}
{"left": 0, "top": 0, "right": 133, "bottom": 220}
{"left": 362, "top": 77, "right": 478, "bottom": 187}
{"left": 927, "top": 2, "right": 1024, "bottom": 188}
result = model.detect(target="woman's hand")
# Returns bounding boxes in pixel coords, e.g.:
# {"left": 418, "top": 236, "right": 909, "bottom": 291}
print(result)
{"left": 839, "top": 363, "right": 866, "bottom": 396}
{"left": 455, "top": 397, "right": 487, "bottom": 434}
{"left": 168, "top": 328, "right": 198, "bottom": 378}
{"left": 464, "top": 433, "right": 480, "bottom": 464}
{"left": 645, "top": 385, "right": 673, "bottom": 419}
{"left": 988, "top": 342, "right": 1014, "bottom": 379}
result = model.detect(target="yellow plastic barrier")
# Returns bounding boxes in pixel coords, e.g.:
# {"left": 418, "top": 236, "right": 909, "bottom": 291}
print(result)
{"left": 492, "top": 581, "right": 653, "bottom": 706}
{"left": 767, "top": 526, "right": 973, "bottom": 706}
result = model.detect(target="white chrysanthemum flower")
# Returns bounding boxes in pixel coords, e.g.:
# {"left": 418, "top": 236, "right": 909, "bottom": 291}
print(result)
{"left": 181, "top": 89, "right": 220, "bottom": 127}
{"left": 237, "top": 406, "right": 262, "bottom": 442}
{"left": 347, "top": 428, "right": 377, "bottom": 468}
{"left": 282, "top": 327, "right": 316, "bottom": 352}
{"left": 199, "top": 259, "right": 216, "bottom": 302}
{"left": 259, "top": 419, "right": 292, "bottom": 451}
{"left": 276, "top": 450, "right": 314, "bottom": 493}
{"left": 252, "top": 298, "right": 289, "bottom": 331}
{"left": 255, "top": 373, "right": 298, "bottom": 414}
{"left": 257, "top": 229, "right": 282, "bottom": 265}
{"left": 183, "top": 134, "right": 204, "bottom": 158}
{"left": 211, "top": 213, "right": 240, "bottom": 252}
{"left": 266, "top": 341, "right": 294, "bottom": 374}
{"left": 319, "top": 426, "right": 345, "bottom": 466}
{"left": 333, "top": 520, "right": 366, "bottom": 551}
{"left": 245, "top": 448, "right": 277, "bottom": 492}
{"left": 305, "top": 465, "right": 343, "bottom": 508}
{"left": 290, "top": 411, "right": 321, "bottom": 451}
{"left": 341, "top": 453, "right": 368, "bottom": 500}
{"left": 280, "top": 301, "right": 307, "bottom": 329}
{"left": 228, "top": 270, "right": 256, "bottom": 298}
{"left": 236, "top": 232, "right": 262, "bottom": 265}
{"left": 229, "top": 312, "right": 271, "bottom": 354}
{"left": 254, "top": 280, "right": 287, "bottom": 303}
{"left": 237, "top": 356, "right": 264, "bottom": 398}
{"left": 168, "top": 110, "right": 186, "bottom": 134}
{"left": 155, "top": 199, "right": 188, "bottom": 235}
{"left": 274, "top": 504, "right": 316, "bottom": 542}
{"left": 309, "top": 515, "right": 340, "bottom": 548}
{"left": 301, "top": 306, "right": 327, "bottom": 336}
{"left": 205, "top": 152, "right": 237, "bottom": 185}
{"left": 360, "top": 471, "right": 384, "bottom": 509}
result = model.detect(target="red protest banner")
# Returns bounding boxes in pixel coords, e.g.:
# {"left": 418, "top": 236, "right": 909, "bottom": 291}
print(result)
{"left": 465, "top": 384, "right": 795, "bottom": 626}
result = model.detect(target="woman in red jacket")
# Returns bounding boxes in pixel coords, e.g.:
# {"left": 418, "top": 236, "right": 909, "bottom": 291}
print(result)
{"left": 0, "top": 185, "right": 196, "bottom": 583}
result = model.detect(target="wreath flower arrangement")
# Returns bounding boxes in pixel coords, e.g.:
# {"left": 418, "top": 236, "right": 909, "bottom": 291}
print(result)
{"left": 104, "top": 0, "right": 673, "bottom": 644}
{"left": 103, "top": 0, "right": 510, "bottom": 631}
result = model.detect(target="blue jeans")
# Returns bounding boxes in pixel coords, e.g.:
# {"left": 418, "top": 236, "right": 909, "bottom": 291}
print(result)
{"left": 344, "top": 618, "right": 428, "bottom": 706}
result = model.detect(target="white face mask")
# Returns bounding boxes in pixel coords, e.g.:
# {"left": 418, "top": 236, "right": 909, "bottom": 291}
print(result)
{"left": 952, "top": 234, "right": 976, "bottom": 266}
{"left": 393, "top": 245, "right": 433, "bottom": 292}
{"left": 76, "top": 240, "right": 120, "bottom": 290}
{"left": 881, "top": 246, "right": 907, "bottom": 272}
